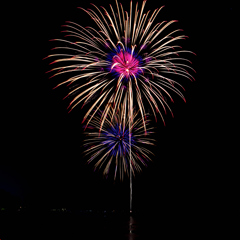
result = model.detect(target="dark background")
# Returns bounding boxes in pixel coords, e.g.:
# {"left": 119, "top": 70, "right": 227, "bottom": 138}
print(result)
{"left": 1, "top": 0, "right": 238, "bottom": 228}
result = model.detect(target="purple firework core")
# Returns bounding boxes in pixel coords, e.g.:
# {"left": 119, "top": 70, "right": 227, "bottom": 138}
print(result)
{"left": 103, "top": 124, "right": 134, "bottom": 157}
{"left": 111, "top": 50, "right": 140, "bottom": 78}
{"left": 108, "top": 47, "right": 143, "bottom": 80}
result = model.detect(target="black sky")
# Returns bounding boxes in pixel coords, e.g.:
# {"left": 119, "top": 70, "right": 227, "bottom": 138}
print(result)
{"left": 2, "top": 0, "right": 238, "bottom": 216}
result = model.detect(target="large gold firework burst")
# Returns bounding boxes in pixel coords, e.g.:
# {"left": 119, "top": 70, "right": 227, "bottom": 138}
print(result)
{"left": 46, "top": 0, "right": 195, "bottom": 131}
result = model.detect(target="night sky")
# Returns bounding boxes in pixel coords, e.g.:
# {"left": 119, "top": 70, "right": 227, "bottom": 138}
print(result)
{"left": 2, "top": 0, "right": 237, "bottom": 218}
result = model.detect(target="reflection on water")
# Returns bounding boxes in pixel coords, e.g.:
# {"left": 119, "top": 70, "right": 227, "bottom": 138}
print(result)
{"left": 128, "top": 215, "right": 138, "bottom": 239}
{"left": 0, "top": 210, "right": 155, "bottom": 240}
{"left": 0, "top": 209, "right": 207, "bottom": 240}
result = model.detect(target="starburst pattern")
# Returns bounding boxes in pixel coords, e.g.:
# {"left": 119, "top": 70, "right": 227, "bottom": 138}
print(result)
{"left": 83, "top": 107, "right": 154, "bottom": 180}
{"left": 46, "top": 0, "right": 195, "bottom": 131}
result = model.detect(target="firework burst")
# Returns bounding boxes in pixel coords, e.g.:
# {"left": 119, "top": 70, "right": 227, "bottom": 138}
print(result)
{"left": 83, "top": 107, "right": 154, "bottom": 180}
{"left": 46, "top": 0, "right": 195, "bottom": 130}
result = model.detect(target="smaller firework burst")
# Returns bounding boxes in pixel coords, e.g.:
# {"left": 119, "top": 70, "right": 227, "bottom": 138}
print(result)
{"left": 83, "top": 106, "right": 154, "bottom": 180}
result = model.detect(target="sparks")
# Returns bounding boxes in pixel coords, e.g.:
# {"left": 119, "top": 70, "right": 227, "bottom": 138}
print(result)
{"left": 83, "top": 107, "right": 154, "bottom": 180}
{"left": 46, "top": 1, "right": 195, "bottom": 130}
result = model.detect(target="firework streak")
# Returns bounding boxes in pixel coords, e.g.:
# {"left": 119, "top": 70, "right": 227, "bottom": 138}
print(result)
{"left": 46, "top": 0, "right": 195, "bottom": 131}
{"left": 83, "top": 107, "right": 154, "bottom": 180}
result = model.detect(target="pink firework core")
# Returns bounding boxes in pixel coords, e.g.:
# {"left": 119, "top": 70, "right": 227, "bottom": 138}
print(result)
{"left": 111, "top": 51, "right": 140, "bottom": 79}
